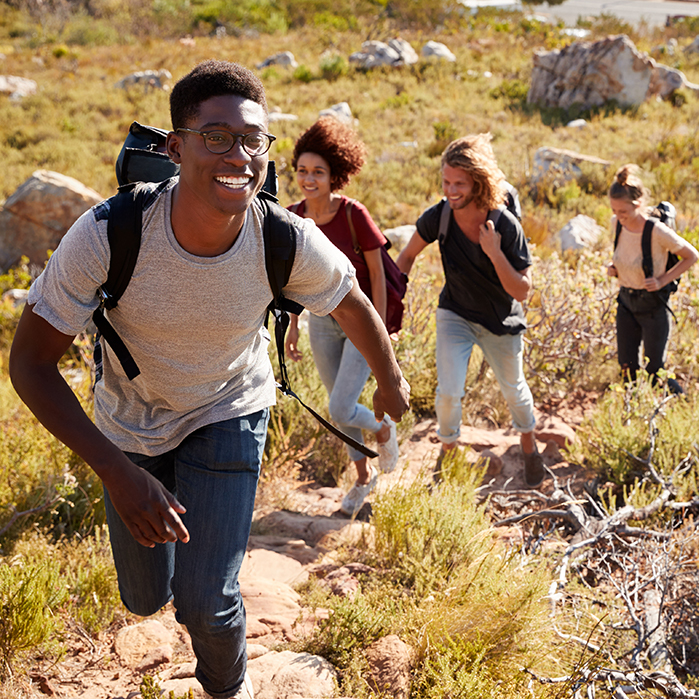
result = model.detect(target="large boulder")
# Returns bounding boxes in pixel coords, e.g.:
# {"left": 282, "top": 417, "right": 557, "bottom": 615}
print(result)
{"left": 0, "top": 170, "right": 104, "bottom": 273}
{"left": 684, "top": 36, "right": 699, "bottom": 55}
{"left": 114, "top": 69, "right": 171, "bottom": 90}
{"left": 0, "top": 75, "right": 37, "bottom": 100}
{"left": 558, "top": 215, "right": 604, "bottom": 252}
{"left": 531, "top": 147, "right": 610, "bottom": 187}
{"left": 318, "top": 101, "right": 353, "bottom": 124}
{"left": 528, "top": 34, "right": 698, "bottom": 110}
{"left": 349, "top": 39, "right": 418, "bottom": 68}
{"left": 648, "top": 63, "right": 699, "bottom": 99}
{"left": 422, "top": 40, "right": 456, "bottom": 62}
{"left": 256, "top": 51, "right": 298, "bottom": 69}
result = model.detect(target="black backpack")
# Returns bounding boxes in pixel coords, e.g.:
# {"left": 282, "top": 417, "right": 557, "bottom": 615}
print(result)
{"left": 614, "top": 201, "right": 680, "bottom": 293}
{"left": 94, "top": 121, "right": 377, "bottom": 458}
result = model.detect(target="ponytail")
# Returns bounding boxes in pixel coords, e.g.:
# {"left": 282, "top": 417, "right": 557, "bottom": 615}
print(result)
{"left": 609, "top": 164, "right": 649, "bottom": 204}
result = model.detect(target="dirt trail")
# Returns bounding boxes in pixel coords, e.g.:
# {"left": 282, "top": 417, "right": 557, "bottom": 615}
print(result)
{"left": 19, "top": 405, "right": 591, "bottom": 699}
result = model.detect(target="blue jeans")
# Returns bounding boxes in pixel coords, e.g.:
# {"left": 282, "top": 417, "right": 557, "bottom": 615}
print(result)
{"left": 308, "top": 313, "right": 382, "bottom": 462}
{"left": 435, "top": 308, "right": 536, "bottom": 443}
{"left": 104, "top": 410, "right": 269, "bottom": 699}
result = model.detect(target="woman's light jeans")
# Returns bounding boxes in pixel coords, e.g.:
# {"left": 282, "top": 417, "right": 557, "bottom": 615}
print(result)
{"left": 435, "top": 308, "right": 536, "bottom": 444}
{"left": 308, "top": 313, "right": 382, "bottom": 462}
{"left": 104, "top": 410, "right": 268, "bottom": 699}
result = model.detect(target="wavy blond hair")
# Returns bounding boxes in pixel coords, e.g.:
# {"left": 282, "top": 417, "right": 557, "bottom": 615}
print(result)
{"left": 441, "top": 133, "right": 506, "bottom": 211}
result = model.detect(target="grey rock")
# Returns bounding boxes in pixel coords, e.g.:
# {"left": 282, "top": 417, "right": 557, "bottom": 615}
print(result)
{"left": 532, "top": 147, "right": 610, "bottom": 187}
{"left": 0, "top": 170, "right": 103, "bottom": 273}
{"left": 257, "top": 51, "right": 298, "bottom": 69}
{"left": 558, "top": 214, "right": 604, "bottom": 252}
{"left": 0, "top": 75, "right": 37, "bottom": 100}
{"left": 422, "top": 40, "right": 456, "bottom": 62}
{"left": 114, "top": 69, "right": 172, "bottom": 90}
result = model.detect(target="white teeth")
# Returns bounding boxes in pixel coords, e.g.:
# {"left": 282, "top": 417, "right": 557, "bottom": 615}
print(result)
{"left": 215, "top": 176, "right": 250, "bottom": 187}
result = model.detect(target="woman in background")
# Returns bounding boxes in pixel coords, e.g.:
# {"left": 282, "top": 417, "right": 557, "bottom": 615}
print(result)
{"left": 607, "top": 164, "right": 697, "bottom": 392}
{"left": 286, "top": 116, "right": 399, "bottom": 516}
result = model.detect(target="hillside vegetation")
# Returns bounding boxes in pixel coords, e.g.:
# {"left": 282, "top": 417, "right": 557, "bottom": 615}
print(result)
{"left": 2, "top": 2, "right": 699, "bottom": 697}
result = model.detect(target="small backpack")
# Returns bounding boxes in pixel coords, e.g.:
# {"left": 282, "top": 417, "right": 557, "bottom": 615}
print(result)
{"left": 94, "top": 121, "right": 377, "bottom": 458}
{"left": 614, "top": 201, "right": 680, "bottom": 293}
{"left": 289, "top": 199, "right": 408, "bottom": 335}
{"left": 344, "top": 200, "right": 408, "bottom": 335}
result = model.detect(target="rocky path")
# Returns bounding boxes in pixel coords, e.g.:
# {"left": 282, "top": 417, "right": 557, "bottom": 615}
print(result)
{"left": 23, "top": 413, "right": 584, "bottom": 699}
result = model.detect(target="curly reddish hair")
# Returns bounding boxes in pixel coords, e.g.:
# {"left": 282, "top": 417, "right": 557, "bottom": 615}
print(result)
{"left": 291, "top": 116, "right": 366, "bottom": 191}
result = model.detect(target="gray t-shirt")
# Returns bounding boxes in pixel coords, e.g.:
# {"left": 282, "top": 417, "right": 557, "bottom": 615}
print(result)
{"left": 28, "top": 179, "right": 355, "bottom": 455}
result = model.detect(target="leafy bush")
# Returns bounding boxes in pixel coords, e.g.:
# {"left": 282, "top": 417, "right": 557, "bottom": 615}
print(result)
{"left": 0, "top": 558, "right": 66, "bottom": 679}
{"left": 319, "top": 53, "right": 348, "bottom": 81}
{"left": 298, "top": 450, "right": 553, "bottom": 697}
{"left": 567, "top": 375, "right": 699, "bottom": 497}
{"left": 292, "top": 64, "right": 314, "bottom": 83}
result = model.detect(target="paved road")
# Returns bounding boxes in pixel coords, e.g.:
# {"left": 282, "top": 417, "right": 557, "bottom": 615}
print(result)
{"left": 524, "top": 0, "right": 699, "bottom": 27}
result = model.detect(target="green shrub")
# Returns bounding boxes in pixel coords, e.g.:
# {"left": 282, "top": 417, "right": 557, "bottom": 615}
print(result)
{"left": 567, "top": 375, "right": 699, "bottom": 497}
{"left": 292, "top": 64, "right": 314, "bottom": 83}
{"left": 0, "top": 558, "right": 66, "bottom": 678}
{"left": 297, "top": 450, "right": 552, "bottom": 697}
{"left": 319, "top": 53, "right": 348, "bottom": 81}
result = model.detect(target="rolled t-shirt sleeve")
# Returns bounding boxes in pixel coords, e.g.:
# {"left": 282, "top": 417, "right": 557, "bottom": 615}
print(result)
{"left": 416, "top": 203, "right": 441, "bottom": 245}
{"left": 282, "top": 216, "right": 356, "bottom": 315}
{"left": 498, "top": 213, "right": 533, "bottom": 271}
{"left": 27, "top": 207, "right": 109, "bottom": 336}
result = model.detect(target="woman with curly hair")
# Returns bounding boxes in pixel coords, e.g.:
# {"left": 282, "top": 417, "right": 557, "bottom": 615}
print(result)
{"left": 286, "top": 116, "right": 399, "bottom": 516}
{"left": 607, "top": 164, "right": 697, "bottom": 392}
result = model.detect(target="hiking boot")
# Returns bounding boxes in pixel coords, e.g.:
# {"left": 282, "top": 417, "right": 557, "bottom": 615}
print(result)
{"left": 667, "top": 377, "right": 684, "bottom": 395}
{"left": 523, "top": 448, "right": 545, "bottom": 488}
{"left": 377, "top": 417, "right": 399, "bottom": 473}
{"left": 340, "top": 465, "right": 378, "bottom": 516}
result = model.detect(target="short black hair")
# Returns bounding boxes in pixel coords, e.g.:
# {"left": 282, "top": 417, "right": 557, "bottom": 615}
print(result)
{"left": 170, "top": 60, "right": 268, "bottom": 130}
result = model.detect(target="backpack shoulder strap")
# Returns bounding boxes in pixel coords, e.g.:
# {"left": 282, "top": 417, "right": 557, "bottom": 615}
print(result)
{"left": 614, "top": 219, "right": 622, "bottom": 249}
{"left": 101, "top": 183, "right": 146, "bottom": 309}
{"left": 91, "top": 182, "right": 147, "bottom": 381}
{"left": 487, "top": 207, "right": 504, "bottom": 231}
{"left": 641, "top": 218, "right": 656, "bottom": 279}
{"left": 344, "top": 199, "right": 362, "bottom": 255}
{"left": 259, "top": 197, "right": 303, "bottom": 315}
{"left": 438, "top": 198, "right": 451, "bottom": 245}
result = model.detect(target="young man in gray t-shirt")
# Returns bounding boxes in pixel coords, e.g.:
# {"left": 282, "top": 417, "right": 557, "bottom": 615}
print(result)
{"left": 10, "top": 60, "right": 410, "bottom": 699}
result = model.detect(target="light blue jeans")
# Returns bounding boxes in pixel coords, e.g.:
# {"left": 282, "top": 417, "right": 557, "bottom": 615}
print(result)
{"left": 103, "top": 410, "right": 269, "bottom": 699}
{"left": 435, "top": 308, "right": 536, "bottom": 444}
{"left": 308, "top": 313, "right": 382, "bottom": 462}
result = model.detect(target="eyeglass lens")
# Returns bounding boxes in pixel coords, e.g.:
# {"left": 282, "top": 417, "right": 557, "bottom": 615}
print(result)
{"left": 204, "top": 131, "right": 272, "bottom": 155}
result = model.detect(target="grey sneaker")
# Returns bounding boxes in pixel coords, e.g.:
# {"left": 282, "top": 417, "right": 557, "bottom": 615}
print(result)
{"left": 377, "top": 417, "right": 399, "bottom": 473}
{"left": 523, "top": 448, "right": 545, "bottom": 488}
{"left": 340, "top": 465, "right": 379, "bottom": 516}
{"left": 233, "top": 671, "right": 254, "bottom": 699}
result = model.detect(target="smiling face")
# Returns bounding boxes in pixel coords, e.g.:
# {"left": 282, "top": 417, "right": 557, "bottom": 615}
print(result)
{"left": 442, "top": 164, "right": 477, "bottom": 211}
{"left": 168, "top": 93, "right": 269, "bottom": 220}
{"left": 610, "top": 196, "right": 643, "bottom": 229}
{"left": 295, "top": 152, "right": 333, "bottom": 204}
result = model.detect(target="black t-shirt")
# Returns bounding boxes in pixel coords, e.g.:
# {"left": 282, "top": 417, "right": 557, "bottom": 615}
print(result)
{"left": 416, "top": 199, "right": 532, "bottom": 336}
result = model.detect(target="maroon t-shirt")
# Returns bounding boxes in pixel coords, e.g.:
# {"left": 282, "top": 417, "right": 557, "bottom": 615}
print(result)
{"left": 288, "top": 195, "right": 387, "bottom": 301}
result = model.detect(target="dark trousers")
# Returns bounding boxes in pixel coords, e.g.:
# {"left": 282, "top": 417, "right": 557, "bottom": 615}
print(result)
{"left": 616, "top": 287, "right": 672, "bottom": 382}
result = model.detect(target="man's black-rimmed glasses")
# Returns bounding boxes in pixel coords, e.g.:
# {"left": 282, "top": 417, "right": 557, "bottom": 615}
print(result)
{"left": 176, "top": 128, "right": 276, "bottom": 156}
